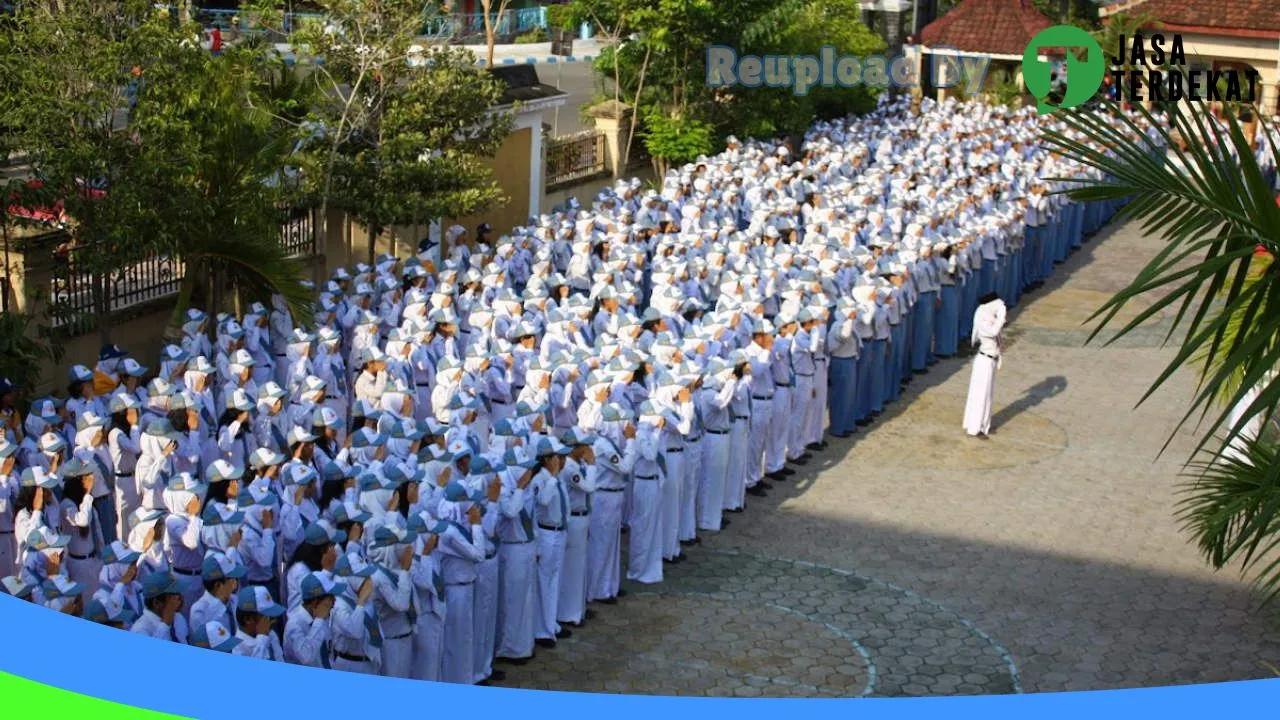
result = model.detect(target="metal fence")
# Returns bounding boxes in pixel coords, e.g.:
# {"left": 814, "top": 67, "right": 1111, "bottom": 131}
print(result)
{"left": 546, "top": 131, "right": 608, "bottom": 188}
{"left": 50, "top": 246, "right": 185, "bottom": 332}
{"left": 280, "top": 207, "right": 316, "bottom": 258}
{"left": 46, "top": 208, "right": 317, "bottom": 335}
{"left": 423, "top": 8, "right": 548, "bottom": 39}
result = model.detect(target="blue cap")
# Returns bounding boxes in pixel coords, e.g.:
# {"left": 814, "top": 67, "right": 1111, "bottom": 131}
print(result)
{"left": 299, "top": 572, "right": 345, "bottom": 601}
{"left": 303, "top": 520, "right": 346, "bottom": 547}
{"left": 369, "top": 525, "right": 416, "bottom": 549}
{"left": 236, "top": 585, "right": 285, "bottom": 618}
{"left": 99, "top": 344, "right": 127, "bottom": 361}
{"left": 190, "top": 620, "right": 241, "bottom": 652}
{"left": 333, "top": 553, "right": 378, "bottom": 579}
{"left": 141, "top": 572, "right": 182, "bottom": 599}
{"left": 201, "top": 552, "right": 247, "bottom": 581}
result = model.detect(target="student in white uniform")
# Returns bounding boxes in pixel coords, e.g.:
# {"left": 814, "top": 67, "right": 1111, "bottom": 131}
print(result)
{"left": 58, "top": 457, "right": 104, "bottom": 605}
{"left": 407, "top": 513, "right": 448, "bottom": 682}
{"left": 0, "top": 440, "right": 18, "bottom": 577}
{"left": 285, "top": 571, "right": 343, "bottom": 668}
{"left": 106, "top": 393, "right": 143, "bottom": 541}
{"left": 189, "top": 551, "right": 244, "bottom": 635}
{"left": 329, "top": 552, "right": 384, "bottom": 675}
{"left": 532, "top": 437, "right": 572, "bottom": 648}
{"left": 435, "top": 482, "right": 486, "bottom": 684}
{"left": 585, "top": 405, "right": 636, "bottom": 604}
{"left": 233, "top": 585, "right": 286, "bottom": 661}
{"left": 366, "top": 524, "right": 417, "bottom": 679}
{"left": 132, "top": 571, "right": 187, "bottom": 643}
{"left": 494, "top": 446, "right": 538, "bottom": 664}
{"left": 557, "top": 428, "right": 597, "bottom": 628}
{"left": 626, "top": 403, "right": 665, "bottom": 584}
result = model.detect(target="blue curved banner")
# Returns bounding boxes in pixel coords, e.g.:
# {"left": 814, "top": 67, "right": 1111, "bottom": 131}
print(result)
{"left": 2, "top": 594, "right": 1278, "bottom": 717}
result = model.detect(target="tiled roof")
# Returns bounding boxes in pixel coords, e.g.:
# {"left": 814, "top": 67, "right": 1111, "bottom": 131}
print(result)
{"left": 917, "top": 0, "right": 1054, "bottom": 56}
{"left": 1106, "top": 0, "right": 1280, "bottom": 36}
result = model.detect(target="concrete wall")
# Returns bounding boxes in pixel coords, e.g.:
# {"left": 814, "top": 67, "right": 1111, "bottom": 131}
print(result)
{"left": 1167, "top": 32, "right": 1280, "bottom": 115}
{"left": 447, "top": 126, "right": 534, "bottom": 238}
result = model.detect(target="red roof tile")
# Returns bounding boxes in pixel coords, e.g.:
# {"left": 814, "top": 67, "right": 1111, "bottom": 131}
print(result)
{"left": 917, "top": 0, "right": 1054, "bottom": 56}
{"left": 1116, "top": 0, "right": 1280, "bottom": 37}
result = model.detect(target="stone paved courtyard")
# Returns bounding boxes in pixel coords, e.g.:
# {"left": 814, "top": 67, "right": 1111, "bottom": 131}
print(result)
{"left": 493, "top": 217, "right": 1280, "bottom": 697}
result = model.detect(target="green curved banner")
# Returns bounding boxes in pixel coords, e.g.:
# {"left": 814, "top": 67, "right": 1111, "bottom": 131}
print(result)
{"left": 0, "top": 671, "right": 190, "bottom": 719}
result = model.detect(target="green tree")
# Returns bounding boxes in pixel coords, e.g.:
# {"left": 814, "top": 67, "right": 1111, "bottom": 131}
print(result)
{"left": 1044, "top": 102, "right": 1280, "bottom": 607}
{"left": 157, "top": 41, "right": 318, "bottom": 336}
{"left": 256, "top": 0, "right": 511, "bottom": 263}
{"left": 0, "top": 1, "right": 197, "bottom": 343}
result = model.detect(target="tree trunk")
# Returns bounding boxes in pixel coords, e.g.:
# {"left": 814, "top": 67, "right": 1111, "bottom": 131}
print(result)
{"left": 368, "top": 223, "right": 381, "bottom": 266}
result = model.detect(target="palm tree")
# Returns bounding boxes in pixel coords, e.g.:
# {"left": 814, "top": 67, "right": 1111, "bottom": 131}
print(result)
{"left": 162, "top": 43, "right": 316, "bottom": 341}
{"left": 1044, "top": 101, "right": 1280, "bottom": 606}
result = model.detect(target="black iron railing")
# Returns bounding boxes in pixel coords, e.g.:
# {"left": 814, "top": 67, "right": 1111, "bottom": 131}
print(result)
{"left": 546, "top": 131, "right": 608, "bottom": 187}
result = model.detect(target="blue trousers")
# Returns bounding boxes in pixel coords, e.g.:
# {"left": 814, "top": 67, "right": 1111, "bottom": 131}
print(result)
{"left": 898, "top": 309, "right": 912, "bottom": 385}
{"left": 94, "top": 494, "right": 118, "bottom": 545}
{"left": 936, "top": 284, "right": 960, "bottom": 357}
{"left": 1068, "top": 203, "right": 1083, "bottom": 249}
{"left": 886, "top": 323, "right": 905, "bottom": 402}
{"left": 855, "top": 343, "right": 875, "bottom": 419}
{"left": 866, "top": 339, "right": 886, "bottom": 414}
{"left": 911, "top": 291, "right": 936, "bottom": 371}
{"left": 959, "top": 274, "right": 977, "bottom": 342}
{"left": 1010, "top": 246, "right": 1023, "bottom": 306}
{"left": 827, "top": 356, "right": 858, "bottom": 435}
{"left": 1025, "top": 226, "right": 1044, "bottom": 284}
{"left": 980, "top": 258, "right": 997, "bottom": 297}
{"left": 1044, "top": 217, "right": 1063, "bottom": 274}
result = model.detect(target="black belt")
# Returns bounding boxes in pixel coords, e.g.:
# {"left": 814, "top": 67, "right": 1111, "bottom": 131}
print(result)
{"left": 634, "top": 475, "right": 658, "bottom": 481}
{"left": 326, "top": 395, "right": 340, "bottom": 400}
{"left": 116, "top": 472, "right": 134, "bottom": 478}
{"left": 385, "top": 631, "right": 413, "bottom": 641}
{"left": 570, "top": 510, "right": 589, "bottom": 517}
{"left": 538, "top": 523, "right": 565, "bottom": 532}
{"left": 776, "top": 383, "right": 792, "bottom": 388}
{"left": 666, "top": 447, "right": 683, "bottom": 453}
{"left": 687, "top": 436, "right": 701, "bottom": 442}
{"left": 504, "top": 538, "right": 534, "bottom": 544}
{"left": 796, "top": 373, "right": 814, "bottom": 377}
{"left": 445, "top": 580, "right": 474, "bottom": 587}
{"left": 980, "top": 351, "right": 999, "bottom": 360}
{"left": 336, "top": 651, "right": 372, "bottom": 662}
{"left": 173, "top": 567, "right": 201, "bottom": 576}
{"left": 733, "top": 415, "right": 748, "bottom": 421}
{"left": 752, "top": 395, "right": 773, "bottom": 401}
{"left": 0, "top": 530, "right": 12, "bottom": 535}
{"left": 69, "top": 552, "right": 92, "bottom": 560}
{"left": 707, "top": 429, "right": 729, "bottom": 435}
{"left": 598, "top": 487, "right": 625, "bottom": 493}
{"left": 492, "top": 399, "right": 510, "bottom": 405}
{"left": 416, "top": 382, "right": 430, "bottom": 387}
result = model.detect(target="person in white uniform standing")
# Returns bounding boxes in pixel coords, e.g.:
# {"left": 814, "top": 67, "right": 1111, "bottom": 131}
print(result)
{"left": 963, "top": 292, "right": 1007, "bottom": 439}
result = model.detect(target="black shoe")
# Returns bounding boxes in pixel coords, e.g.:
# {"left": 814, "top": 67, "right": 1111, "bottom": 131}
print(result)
{"left": 556, "top": 628, "right": 573, "bottom": 639}
{"left": 766, "top": 472, "right": 784, "bottom": 482}
{"left": 816, "top": 441, "right": 828, "bottom": 450}
{"left": 746, "top": 485, "right": 768, "bottom": 497}
{"left": 489, "top": 669, "right": 507, "bottom": 682}
{"left": 856, "top": 419, "right": 871, "bottom": 427}
{"left": 789, "top": 457, "right": 808, "bottom": 466}
{"left": 616, "top": 588, "right": 628, "bottom": 598}
{"left": 691, "top": 536, "right": 702, "bottom": 545}
{"left": 584, "top": 608, "right": 597, "bottom": 620}
{"left": 477, "top": 679, "right": 492, "bottom": 686}
{"left": 778, "top": 468, "right": 796, "bottom": 477}
{"left": 596, "top": 596, "right": 618, "bottom": 605}
{"left": 805, "top": 442, "right": 822, "bottom": 451}
{"left": 759, "top": 480, "right": 775, "bottom": 489}
{"left": 727, "top": 506, "right": 745, "bottom": 513}
{"left": 679, "top": 539, "right": 695, "bottom": 547}
{"left": 720, "top": 518, "right": 732, "bottom": 529}
{"left": 536, "top": 638, "right": 557, "bottom": 649}
{"left": 499, "top": 655, "right": 532, "bottom": 665}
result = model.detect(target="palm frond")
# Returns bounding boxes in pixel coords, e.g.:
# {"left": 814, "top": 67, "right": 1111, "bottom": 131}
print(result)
{"left": 1180, "top": 435, "right": 1280, "bottom": 607}
{"left": 1042, "top": 102, "right": 1280, "bottom": 464}
{"left": 193, "top": 231, "right": 315, "bottom": 329}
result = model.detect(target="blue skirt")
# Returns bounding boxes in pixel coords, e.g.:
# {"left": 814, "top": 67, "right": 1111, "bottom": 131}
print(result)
{"left": 827, "top": 356, "right": 858, "bottom": 435}
{"left": 936, "top": 284, "right": 960, "bottom": 357}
